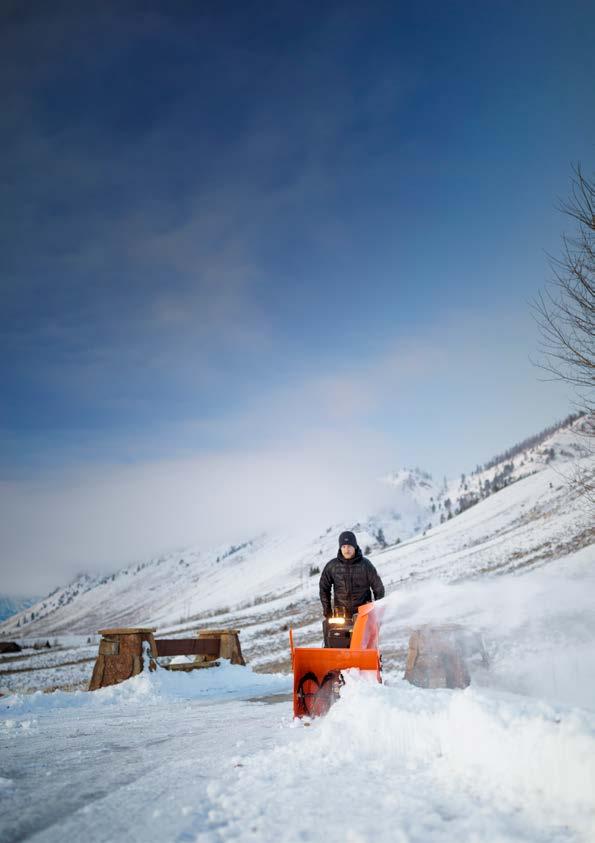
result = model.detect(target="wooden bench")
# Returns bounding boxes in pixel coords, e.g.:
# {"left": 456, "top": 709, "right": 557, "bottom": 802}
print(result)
{"left": 89, "top": 627, "right": 245, "bottom": 690}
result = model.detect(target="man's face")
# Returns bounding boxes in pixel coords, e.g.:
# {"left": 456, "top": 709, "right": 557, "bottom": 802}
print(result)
{"left": 341, "top": 544, "right": 356, "bottom": 559}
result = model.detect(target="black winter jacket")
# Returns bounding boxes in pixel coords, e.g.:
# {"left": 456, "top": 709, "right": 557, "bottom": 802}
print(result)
{"left": 319, "top": 547, "right": 385, "bottom": 617}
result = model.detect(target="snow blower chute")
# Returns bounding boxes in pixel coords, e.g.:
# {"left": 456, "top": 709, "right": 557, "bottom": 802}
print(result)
{"left": 290, "top": 602, "right": 381, "bottom": 718}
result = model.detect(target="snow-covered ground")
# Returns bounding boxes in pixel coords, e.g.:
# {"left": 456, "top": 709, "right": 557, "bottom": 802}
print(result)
{"left": 2, "top": 544, "right": 594, "bottom": 842}
{"left": 215, "top": 675, "right": 595, "bottom": 843}
{"left": 1, "top": 643, "right": 594, "bottom": 842}
{"left": 1, "top": 418, "right": 593, "bottom": 841}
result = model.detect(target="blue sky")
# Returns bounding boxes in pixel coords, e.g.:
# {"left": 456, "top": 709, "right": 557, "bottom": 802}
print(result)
{"left": 1, "top": 1, "right": 593, "bottom": 592}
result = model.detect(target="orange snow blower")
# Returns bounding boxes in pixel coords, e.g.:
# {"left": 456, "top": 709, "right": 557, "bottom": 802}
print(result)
{"left": 289, "top": 602, "right": 382, "bottom": 718}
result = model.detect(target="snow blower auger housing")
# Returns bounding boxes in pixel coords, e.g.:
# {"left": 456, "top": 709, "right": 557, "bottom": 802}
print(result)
{"left": 290, "top": 602, "right": 381, "bottom": 718}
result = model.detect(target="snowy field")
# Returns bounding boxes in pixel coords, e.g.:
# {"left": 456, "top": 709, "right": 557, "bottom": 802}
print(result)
{"left": 0, "top": 642, "right": 98, "bottom": 696}
{"left": 1, "top": 424, "right": 593, "bottom": 841}
{"left": 2, "top": 545, "right": 595, "bottom": 842}
{"left": 3, "top": 420, "right": 590, "bottom": 646}
{"left": 1, "top": 653, "right": 594, "bottom": 842}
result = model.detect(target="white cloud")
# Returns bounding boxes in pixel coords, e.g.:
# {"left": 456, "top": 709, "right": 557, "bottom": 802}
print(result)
{"left": 0, "top": 431, "right": 396, "bottom": 596}
{"left": 0, "top": 306, "right": 572, "bottom": 597}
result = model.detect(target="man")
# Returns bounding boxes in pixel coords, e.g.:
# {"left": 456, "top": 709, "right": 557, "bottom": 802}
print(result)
{"left": 319, "top": 530, "right": 385, "bottom": 645}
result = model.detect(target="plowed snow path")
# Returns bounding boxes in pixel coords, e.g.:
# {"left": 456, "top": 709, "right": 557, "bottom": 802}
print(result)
{"left": 1, "top": 669, "right": 594, "bottom": 843}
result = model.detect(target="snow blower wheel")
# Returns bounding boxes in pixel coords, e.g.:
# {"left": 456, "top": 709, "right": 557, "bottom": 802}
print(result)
{"left": 296, "top": 670, "right": 344, "bottom": 717}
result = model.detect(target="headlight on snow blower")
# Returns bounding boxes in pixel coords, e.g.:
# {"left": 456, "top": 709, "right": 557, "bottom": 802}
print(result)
{"left": 328, "top": 616, "right": 346, "bottom": 626}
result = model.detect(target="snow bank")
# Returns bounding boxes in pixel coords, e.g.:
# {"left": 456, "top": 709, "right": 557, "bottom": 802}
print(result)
{"left": 334, "top": 678, "right": 595, "bottom": 827}
{"left": 206, "top": 675, "right": 595, "bottom": 842}
{"left": 0, "top": 660, "right": 291, "bottom": 720}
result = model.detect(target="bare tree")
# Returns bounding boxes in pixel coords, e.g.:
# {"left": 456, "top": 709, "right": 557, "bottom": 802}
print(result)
{"left": 533, "top": 164, "right": 594, "bottom": 501}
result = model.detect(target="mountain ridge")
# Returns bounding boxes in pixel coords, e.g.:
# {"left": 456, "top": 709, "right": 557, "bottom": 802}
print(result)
{"left": 1, "top": 414, "right": 591, "bottom": 642}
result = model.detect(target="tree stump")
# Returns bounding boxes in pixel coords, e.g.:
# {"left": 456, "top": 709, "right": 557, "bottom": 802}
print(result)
{"left": 89, "top": 627, "right": 157, "bottom": 691}
{"left": 404, "top": 625, "right": 471, "bottom": 689}
{"left": 196, "top": 629, "right": 245, "bottom": 666}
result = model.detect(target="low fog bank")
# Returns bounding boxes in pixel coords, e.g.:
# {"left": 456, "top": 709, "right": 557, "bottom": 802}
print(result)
{"left": 0, "top": 432, "right": 399, "bottom": 596}
{"left": 379, "top": 546, "right": 595, "bottom": 710}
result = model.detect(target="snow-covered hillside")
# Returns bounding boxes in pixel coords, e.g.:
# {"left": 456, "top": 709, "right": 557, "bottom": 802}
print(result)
{"left": 0, "top": 595, "right": 38, "bottom": 624}
{"left": 0, "top": 464, "right": 440, "bottom": 639}
{"left": 0, "top": 415, "right": 592, "bottom": 696}
{"left": 1, "top": 416, "right": 593, "bottom": 843}
{"left": 1, "top": 415, "right": 590, "bottom": 647}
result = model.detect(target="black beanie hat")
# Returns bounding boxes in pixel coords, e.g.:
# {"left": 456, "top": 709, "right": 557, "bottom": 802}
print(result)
{"left": 339, "top": 530, "right": 357, "bottom": 548}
